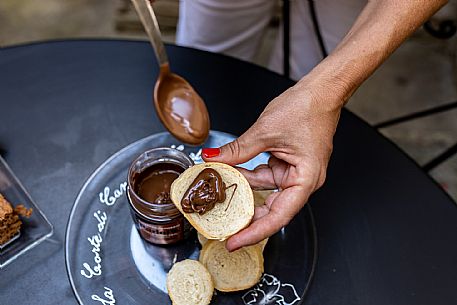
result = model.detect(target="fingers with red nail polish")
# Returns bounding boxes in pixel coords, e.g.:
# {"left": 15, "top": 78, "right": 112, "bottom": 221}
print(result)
{"left": 202, "top": 148, "right": 220, "bottom": 159}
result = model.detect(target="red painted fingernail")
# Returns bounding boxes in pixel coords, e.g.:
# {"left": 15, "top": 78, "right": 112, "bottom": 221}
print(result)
{"left": 202, "top": 148, "right": 220, "bottom": 158}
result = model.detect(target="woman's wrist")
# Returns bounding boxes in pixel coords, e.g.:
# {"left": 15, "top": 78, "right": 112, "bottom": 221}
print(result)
{"left": 294, "top": 63, "right": 352, "bottom": 114}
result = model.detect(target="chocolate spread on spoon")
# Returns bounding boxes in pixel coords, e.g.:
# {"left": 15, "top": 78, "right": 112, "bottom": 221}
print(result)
{"left": 181, "top": 168, "right": 236, "bottom": 215}
{"left": 155, "top": 64, "right": 210, "bottom": 145}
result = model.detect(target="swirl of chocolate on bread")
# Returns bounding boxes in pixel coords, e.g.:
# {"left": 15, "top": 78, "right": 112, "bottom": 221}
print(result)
{"left": 181, "top": 168, "right": 236, "bottom": 215}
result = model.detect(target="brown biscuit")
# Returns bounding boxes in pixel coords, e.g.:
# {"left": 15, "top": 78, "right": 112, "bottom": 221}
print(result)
{"left": 0, "top": 193, "right": 32, "bottom": 246}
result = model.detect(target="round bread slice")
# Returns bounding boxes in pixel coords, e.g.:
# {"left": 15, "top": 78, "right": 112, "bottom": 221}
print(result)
{"left": 258, "top": 238, "right": 269, "bottom": 252}
{"left": 199, "top": 240, "right": 264, "bottom": 292}
{"left": 251, "top": 190, "right": 274, "bottom": 251}
{"left": 197, "top": 232, "right": 208, "bottom": 247}
{"left": 253, "top": 189, "right": 275, "bottom": 207}
{"left": 167, "top": 259, "right": 214, "bottom": 305}
{"left": 170, "top": 162, "right": 254, "bottom": 240}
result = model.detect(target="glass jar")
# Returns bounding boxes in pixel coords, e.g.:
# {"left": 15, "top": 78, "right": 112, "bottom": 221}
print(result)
{"left": 127, "top": 148, "right": 193, "bottom": 245}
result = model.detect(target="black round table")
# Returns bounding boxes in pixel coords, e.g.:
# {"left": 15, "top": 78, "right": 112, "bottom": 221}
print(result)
{"left": 0, "top": 40, "right": 456, "bottom": 305}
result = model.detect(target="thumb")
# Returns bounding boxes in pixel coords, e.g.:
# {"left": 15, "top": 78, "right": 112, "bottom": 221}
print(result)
{"left": 202, "top": 126, "right": 267, "bottom": 166}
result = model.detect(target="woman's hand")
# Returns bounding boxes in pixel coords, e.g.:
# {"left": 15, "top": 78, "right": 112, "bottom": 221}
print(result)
{"left": 202, "top": 75, "right": 345, "bottom": 251}
{"left": 201, "top": 0, "right": 447, "bottom": 251}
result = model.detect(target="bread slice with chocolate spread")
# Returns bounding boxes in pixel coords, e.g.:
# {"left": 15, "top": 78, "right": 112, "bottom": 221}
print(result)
{"left": 167, "top": 259, "right": 214, "bottom": 305}
{"left": 170, "top": 162, "right": 254, "bottom": 241}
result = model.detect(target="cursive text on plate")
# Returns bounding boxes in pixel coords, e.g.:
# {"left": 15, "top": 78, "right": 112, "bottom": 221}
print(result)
{"left": 91, "top": 286, "right": 116, "bottom": 305}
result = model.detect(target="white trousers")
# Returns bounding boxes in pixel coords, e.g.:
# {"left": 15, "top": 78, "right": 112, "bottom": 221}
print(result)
{"left": 176, "top": 0, "right": 367, "bottom": 80}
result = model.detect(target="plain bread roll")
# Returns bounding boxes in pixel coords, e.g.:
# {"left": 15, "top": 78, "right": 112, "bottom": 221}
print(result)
{"left": 252, "top": 190, "right": 274, "bottom": 251}
{"left": 253, "top": 189, "right": 275, "bottom": 207}
{"left": 199, "top": 240, "right": 264, "bottom": 292}
{"left": 166, "top": 259, "right": 214, "bottom": 305}
{"left": 258, "top": 238, "right": 269, "bottom": 252}
{"left": 197, "top": 232, "right": 208, "bottom": 246}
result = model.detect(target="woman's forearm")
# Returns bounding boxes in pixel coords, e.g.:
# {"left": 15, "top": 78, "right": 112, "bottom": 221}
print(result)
{"left": 302, "top": 0, "right": 448, "bottom": 108}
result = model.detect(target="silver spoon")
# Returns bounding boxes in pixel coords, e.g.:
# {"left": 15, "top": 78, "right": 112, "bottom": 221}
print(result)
{"left": 131, "top": 0, "right": 210, "bottom": 145}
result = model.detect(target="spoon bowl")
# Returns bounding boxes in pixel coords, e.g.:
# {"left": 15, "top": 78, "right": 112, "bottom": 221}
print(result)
{"left": 154, "top": 64, "right": 210, "bottom": 145}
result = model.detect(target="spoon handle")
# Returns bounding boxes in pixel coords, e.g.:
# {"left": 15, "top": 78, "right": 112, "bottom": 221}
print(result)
{"left": 131, "top": 0, "right": 169, "bottom": 66}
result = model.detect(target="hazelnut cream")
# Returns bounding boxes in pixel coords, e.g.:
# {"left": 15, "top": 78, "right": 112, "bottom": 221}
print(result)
{"left": 127, "top": 148, "right": 193, "bottom": 245}
{"left": 134, "top": 163, "right": 181, "bottom": 206}
{"left": 181, "top": 168, "right": 229, "bottom": 215}
{"left": 154, "top": 64, "right": 210, "bottom": 145}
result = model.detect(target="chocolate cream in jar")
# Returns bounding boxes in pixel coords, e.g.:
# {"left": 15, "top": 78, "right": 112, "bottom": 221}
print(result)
{"left": 127, "top": 148, "right": 193, "bottom": 245}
